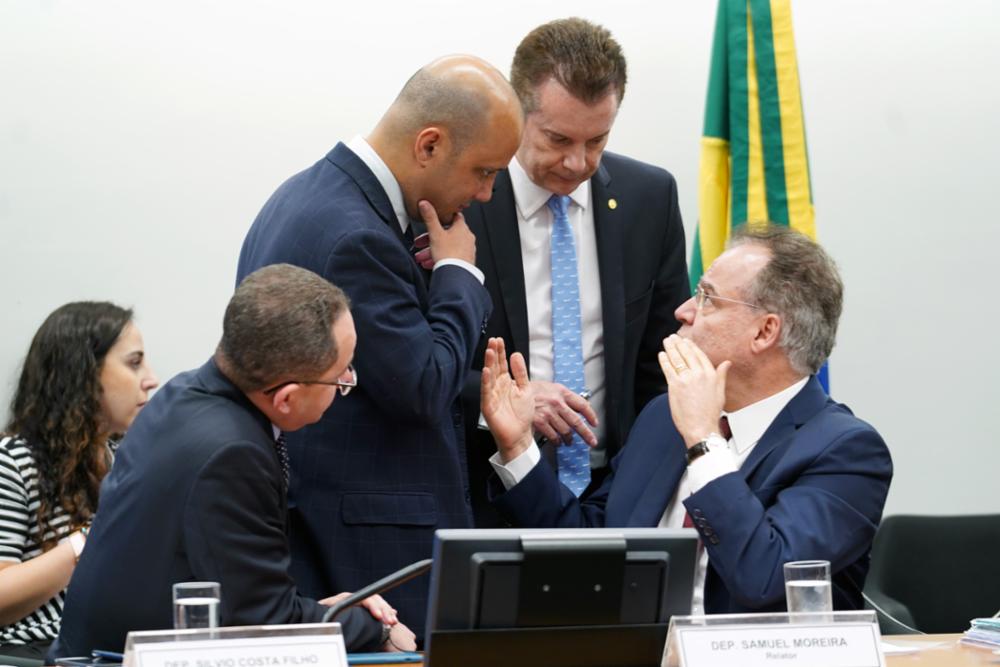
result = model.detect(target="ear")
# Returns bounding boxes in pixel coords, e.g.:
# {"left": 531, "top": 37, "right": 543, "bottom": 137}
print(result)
{"left": 271, "top": 384, "right": 297, "bottom": 415}
{"left": 750, "top": 313, "right": 782, "bottom": 353}
{"left": 414, "top": 127, "right": 448, "bottom": 167}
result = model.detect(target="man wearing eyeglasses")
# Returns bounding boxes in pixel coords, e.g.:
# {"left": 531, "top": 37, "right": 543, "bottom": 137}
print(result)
{"left": 49, "top": 265, "right": 416, "bottom": 661}
{"left": 480, "top": 224, "right": 893, "bottom": 615}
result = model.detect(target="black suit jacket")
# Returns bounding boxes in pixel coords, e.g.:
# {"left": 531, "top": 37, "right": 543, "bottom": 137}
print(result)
{"left": 236, "top": 143, "right": 491, "bottom": 639}
{"left": 49, "top": 360, "right": 382, "bottom": 661}
{"left": 462, "top": 153, "right": 689, "bottom": 525}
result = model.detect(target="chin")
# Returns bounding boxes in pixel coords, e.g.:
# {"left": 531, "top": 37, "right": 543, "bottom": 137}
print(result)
{"left": 547, "top": 176, "right": 587, "bottom": 196}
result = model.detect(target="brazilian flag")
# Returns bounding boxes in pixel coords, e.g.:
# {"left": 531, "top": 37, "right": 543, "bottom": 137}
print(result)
{"left": 692, "top": 0, "right": 827, "bottom": 389}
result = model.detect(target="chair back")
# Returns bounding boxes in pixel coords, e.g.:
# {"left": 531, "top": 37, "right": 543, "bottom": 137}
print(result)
{"left": 864, "top": 513, "right": 1000, "bottom": 633}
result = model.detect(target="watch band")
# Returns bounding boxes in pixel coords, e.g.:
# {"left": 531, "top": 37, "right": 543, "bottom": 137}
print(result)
{"left": 686, "top": 433, "right": 726, "bottom": 465}
{"left": 685, "top": 440, "right": 712, "bottom": 465}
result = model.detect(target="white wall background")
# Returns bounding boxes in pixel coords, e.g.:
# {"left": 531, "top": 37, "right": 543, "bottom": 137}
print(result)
{"left": 2, "top": 1, "right": 997, "bottom": 518}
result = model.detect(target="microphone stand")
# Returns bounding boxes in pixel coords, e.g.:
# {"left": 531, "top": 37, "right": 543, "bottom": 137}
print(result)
{"left": 321, "top": 558, "right": 433, "bottom": 623}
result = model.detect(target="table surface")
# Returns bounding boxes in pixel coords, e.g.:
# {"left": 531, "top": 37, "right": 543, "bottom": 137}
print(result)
{"left": 365, "top": 634, "right": 998, "bottom": 665}
{"left": 883, "top": 633, "right": 999, "bottom": 666}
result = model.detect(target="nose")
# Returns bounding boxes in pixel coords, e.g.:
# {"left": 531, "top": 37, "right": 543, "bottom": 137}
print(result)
{"left": 674, "top": 295, "right": 697, "bottom": 325}
{"left": 142, "top": 369, "right": 160, "bottom": 392}
{"left": 475, "top": 174, "right": 497, "bottom": 202}
{"left": 562, "top": 144, "right": 586, "bottom": 173}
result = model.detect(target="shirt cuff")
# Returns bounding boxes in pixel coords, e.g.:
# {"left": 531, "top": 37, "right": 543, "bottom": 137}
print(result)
{"left": 489, "top": 443, "right": 541, "bottom": 489}
{"left": 434, "top": 258, "right": 485, "bottom": 284}
{"left": 686, "top": 444, "right": 739, "bottom": 493}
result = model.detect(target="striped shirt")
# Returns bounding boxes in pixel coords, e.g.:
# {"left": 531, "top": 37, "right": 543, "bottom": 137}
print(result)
{"left": 0, "top": 434, "right": 73, "bottom": 645}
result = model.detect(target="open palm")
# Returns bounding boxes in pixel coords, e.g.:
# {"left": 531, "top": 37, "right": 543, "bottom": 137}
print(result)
{"left": 480, "top": 338, "right": 534, "bottom": 457}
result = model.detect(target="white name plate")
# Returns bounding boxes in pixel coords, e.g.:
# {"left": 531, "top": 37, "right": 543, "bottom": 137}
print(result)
{"left": 132, "top": 633, "right": 348, "bottom": 667}
{"left": 674, "top": 621, "right": 884, "bottom": 667}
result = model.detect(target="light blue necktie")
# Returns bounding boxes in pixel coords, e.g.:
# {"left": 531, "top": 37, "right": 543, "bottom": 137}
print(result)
{"left": 547, "top": 194, "right": 591, "bottom": 497}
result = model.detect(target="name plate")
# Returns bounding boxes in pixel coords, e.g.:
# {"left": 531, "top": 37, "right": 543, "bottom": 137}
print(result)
{"left": 671, "top": 618, "right": 883, "bottom": 667}
{"left": 130, "top": 631, "right": 347, "bottom": 667}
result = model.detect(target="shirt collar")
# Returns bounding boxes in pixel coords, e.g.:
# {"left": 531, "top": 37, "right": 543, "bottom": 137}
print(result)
{"left": 271, "top": 424, "right": 281, "bottom": 441}
{"left": 508, "top": 155, "right": 590, "bottom": 219}
{"left": 723, "top": 376, "right": 809, "bottom": 456}
{"left": 345, "top": 135, "right": 409, "bottom": 233}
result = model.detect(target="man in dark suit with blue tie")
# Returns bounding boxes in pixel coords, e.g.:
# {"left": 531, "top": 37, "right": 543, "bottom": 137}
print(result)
{"left": 236, "top": 56, "right": 523, "bottom": 638}
{"left": 461, "top": 18, "right": 690, "bottom": 525}
{"left": 480, "top": 224, "right": 893, "bottom": 615}
{"left": 49, "top": 265, "right": 415, "bottom": 660}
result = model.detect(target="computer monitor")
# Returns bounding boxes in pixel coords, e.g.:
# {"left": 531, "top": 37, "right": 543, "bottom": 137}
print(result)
{"left": 424, "top": 528, "right": 698, "bottom": 667}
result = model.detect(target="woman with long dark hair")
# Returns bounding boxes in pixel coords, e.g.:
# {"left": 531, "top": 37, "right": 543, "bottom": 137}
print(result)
{"left": 0, "top": 302, "right": 158, "bottom": 659}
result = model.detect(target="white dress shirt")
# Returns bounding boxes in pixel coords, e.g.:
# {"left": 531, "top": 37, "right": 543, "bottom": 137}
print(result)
{"left": 345, "top": 135, "right": 484, "bottom": 284}
{"left": 508, "top": 157, "right": 607, "bottom": 465}
{"left": 491, "top": 376, "right": 810, "bottom": 614}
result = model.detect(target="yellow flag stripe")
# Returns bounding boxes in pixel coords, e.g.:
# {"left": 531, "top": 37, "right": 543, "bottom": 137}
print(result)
{"left": 770, "top": 0, "right": 815, "bottom": 239}
{"left": 697, "top": 136, "right": 733, "bottom": 268}
{"left": 745, "top": 9, "right": 769, "bottom": 224}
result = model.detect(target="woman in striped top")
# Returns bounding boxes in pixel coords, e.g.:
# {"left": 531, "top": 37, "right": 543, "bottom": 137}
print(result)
{"left": 0, "top": 302, "right": 158, "bottom": 660}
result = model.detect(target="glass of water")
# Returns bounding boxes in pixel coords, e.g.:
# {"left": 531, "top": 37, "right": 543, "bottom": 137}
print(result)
{"left": 173, "top": 581, "right": 221, "bottom": 629}
{"left": 783, "top": 560, "right": 832, "bottom": 613}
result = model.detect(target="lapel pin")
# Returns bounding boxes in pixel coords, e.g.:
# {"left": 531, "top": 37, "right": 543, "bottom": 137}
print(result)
{"left": 608, "top": 198, "right": 618, "bottom": 210}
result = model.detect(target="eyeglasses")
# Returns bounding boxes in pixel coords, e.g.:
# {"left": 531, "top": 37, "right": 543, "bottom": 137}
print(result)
{"left": 694, "top": 284, "right": 762, "bottom": 312}
{"left": 262, "top": 365, "right": 357, "bottom": 397}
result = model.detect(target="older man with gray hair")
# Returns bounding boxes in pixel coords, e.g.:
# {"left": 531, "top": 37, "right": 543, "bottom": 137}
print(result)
{"left": 480, "top": 223, "right": 893, "bottom": 616}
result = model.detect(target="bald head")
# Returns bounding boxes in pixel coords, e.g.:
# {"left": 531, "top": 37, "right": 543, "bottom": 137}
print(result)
{"left": 384, "top": 55, "right": 521, "bottom": 153}
{"left": 369, "top": 55, "right": 523, "bottom": 222}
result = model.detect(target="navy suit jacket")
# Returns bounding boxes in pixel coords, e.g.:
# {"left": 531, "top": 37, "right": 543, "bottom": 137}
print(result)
{"left": 463, "top": 153, "right": 689, "bottom": 524}
{"left": 49, "top": 360, "right": 381, "bottom": 661}
{"left": 491, "top": 377, "right": 893, "bottom": 613}
{"left": 236, "top": 143, "right": 491, "bottom": 638}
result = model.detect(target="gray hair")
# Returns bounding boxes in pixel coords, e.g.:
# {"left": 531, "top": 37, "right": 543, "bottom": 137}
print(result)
{"left": 729, "top": 224, "right": 843, "bottom": 375}
{"left": 218, "top": 264, "right": 350, "bottom": 392}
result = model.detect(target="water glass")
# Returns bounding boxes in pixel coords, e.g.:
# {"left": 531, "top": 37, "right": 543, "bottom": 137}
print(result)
{"left": 173, "top": 581, "right": 221, "bottom": 629}
{"left": 783, "top": 560, "right": 832, "bottom": 613}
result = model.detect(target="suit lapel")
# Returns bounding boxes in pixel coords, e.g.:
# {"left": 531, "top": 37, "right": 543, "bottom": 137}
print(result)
{"left": 741, "top": 376, "right": 830, "bottom": 481}
{"left": 483, "top": 171, "right": 531, "bottom": 362}
{"left": 326, "top": 142, "right": 410, "bottom": 250}
{"left": 592, "top": 164, "right": 626, "bottom": 442}
{"left": 623, "top": 429, "right": 687, "bottom": 526}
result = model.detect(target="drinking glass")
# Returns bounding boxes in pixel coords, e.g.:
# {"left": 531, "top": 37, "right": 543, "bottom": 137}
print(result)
{"left": 173, "top": 581, "right": 221, "bottom": 629}
{"left": 783, "top": 560, "right": 832, "bottom": 613}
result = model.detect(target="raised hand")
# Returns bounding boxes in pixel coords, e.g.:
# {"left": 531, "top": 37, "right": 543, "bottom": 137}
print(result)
{"left": 480, "top": 337, "right": 535, "bottom": 463}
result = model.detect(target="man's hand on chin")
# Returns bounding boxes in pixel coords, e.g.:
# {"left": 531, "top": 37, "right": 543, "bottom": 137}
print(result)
{"left": 658, "top": 334, "right": 730, "bottom": 447}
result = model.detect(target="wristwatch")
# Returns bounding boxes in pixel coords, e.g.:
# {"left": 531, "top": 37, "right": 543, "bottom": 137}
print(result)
{"left": 686, "top": 433, "right": 726, "bottom": 465}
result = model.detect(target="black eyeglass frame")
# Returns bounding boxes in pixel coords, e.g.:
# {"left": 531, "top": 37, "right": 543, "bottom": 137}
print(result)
{"left": 261, "top": 365, "right": 357, "bottom": 397}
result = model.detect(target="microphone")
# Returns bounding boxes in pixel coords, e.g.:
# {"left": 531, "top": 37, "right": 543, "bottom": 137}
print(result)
{"left": 321, "top": 558, "right": 433, "bottom": 623}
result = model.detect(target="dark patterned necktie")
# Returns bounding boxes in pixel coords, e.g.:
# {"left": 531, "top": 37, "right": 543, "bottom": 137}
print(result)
{"left": 274, "top": 432, "right": 290, "bottom": 488}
